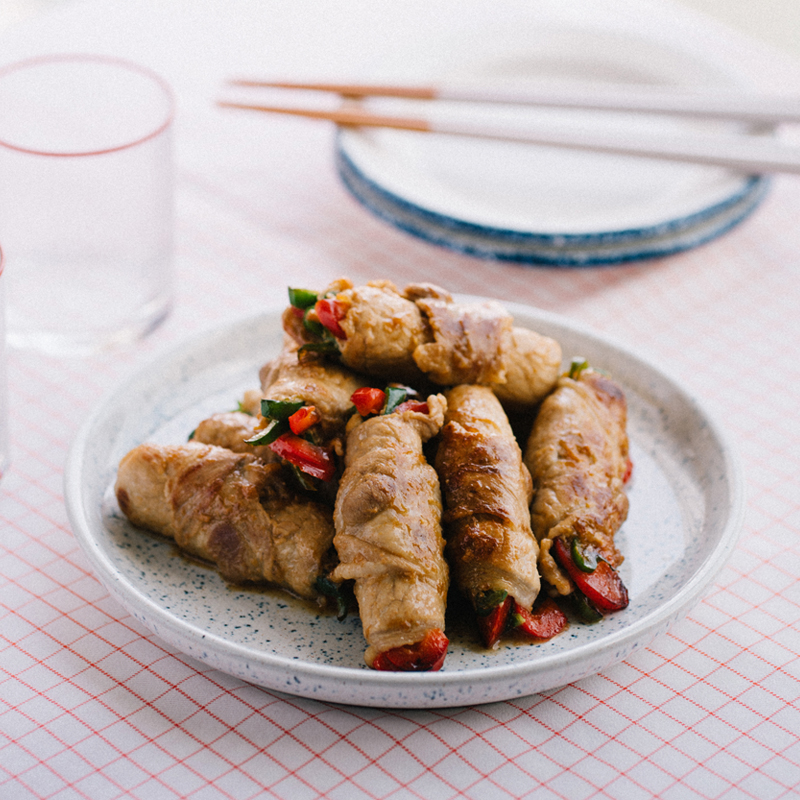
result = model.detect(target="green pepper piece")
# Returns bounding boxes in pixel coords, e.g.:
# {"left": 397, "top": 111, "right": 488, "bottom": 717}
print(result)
{"left": 568, "top": 590, "right": 604, "bottom": 624}
{"left": 568, "top": 357, "right": 589, "bottom": 380}
{"left": 302, "top": 307, "right": 325, "bottom": 336}
{"left": 571, "top": 538, "right": 599, "bottom": 573}
{"left": 260, "top": 398, "right": 304, "bottom": 420}
{"left": 235, "top": 399, "right": 253, "bottom": 415}
{"left": 315, "top": 576, "right": 350, "bottom": 621}
{"left": 382, "top": 385, "right": 409, "bottom": 415}
{"left": 288, "top": 287, "right": 319, "bottom": 309}
{"left": 298, "top": 340, "right": 340, "bottom": 356}
{"left": 475, "top": 588, "right": 509, "bottom": 617}
{"left": 244, "top": 418, "right": 287, "bottom": 445}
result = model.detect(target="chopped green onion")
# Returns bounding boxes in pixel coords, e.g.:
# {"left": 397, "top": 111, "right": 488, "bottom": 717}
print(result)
{"left": 382, "top": 386, "right": 409, "bottom": 415}
{"left": 187, "top": 429, "right": 196, "bottom": 441}
{"left": 571, "top": 538, "right": 599, "bottom": 573}
{"left": 288, "top": 287, "right": 319, "bottom": 309}
{"left": 475, "top": 588, "right": 509, "bottom": 617}
{"left": 260, "top": 398, "right": 304, "bottom": 420}
{"left": 568, "top": 357, "right": 589, "bottom": 379}
{"left": 244, "top": 418, "right": 287, "bottom": 445}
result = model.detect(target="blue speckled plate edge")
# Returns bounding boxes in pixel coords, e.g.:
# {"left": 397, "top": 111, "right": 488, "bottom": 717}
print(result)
{"left": 336, "top": 142, "right": 770, "bottom": 267}
{"left": 64, "top": 302, "right": 745, "bottom": 708}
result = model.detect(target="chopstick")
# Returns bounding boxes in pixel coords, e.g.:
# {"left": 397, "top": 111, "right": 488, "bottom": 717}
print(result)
{"left": 228, "top": 79, "right": 800, "bottom": 125}
{"left": 217, "top": 100, "right": 800, "bottom": 176}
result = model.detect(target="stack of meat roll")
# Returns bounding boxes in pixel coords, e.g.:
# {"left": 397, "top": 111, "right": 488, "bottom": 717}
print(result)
{"left": 114, "top": 279, "right": 634, "bottom": 673}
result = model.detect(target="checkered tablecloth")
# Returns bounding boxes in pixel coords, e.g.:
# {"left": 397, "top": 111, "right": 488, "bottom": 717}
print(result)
{"left": 2, "top": 1, "right": 799, "bottom": 797}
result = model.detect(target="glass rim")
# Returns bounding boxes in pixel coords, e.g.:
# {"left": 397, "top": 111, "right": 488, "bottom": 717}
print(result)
{"left": 0, "top": 53, "right": 175, "bottom": 158}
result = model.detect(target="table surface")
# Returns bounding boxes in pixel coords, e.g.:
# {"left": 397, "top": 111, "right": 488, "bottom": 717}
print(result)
{"left": 1, "top": 1, "right": 799, "bottom": 798}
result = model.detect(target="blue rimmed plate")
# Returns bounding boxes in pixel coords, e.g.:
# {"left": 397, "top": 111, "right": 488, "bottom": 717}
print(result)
{"left": 64, "top": 300, "right": 744, "bottom": 708}
{"left": 336, "top": 22, "right": 770, "bottom": 265}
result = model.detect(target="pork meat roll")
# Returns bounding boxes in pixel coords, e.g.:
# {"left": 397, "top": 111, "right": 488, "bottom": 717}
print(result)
{"left": 435, "top": 385, "right": 566, "bottom": 646}
{"left": 331, "top": 393, "right": 450, "bottom": 670}
{"left": 115, "top": 442, "right": 336, "bottom": 600}
{"left": 284, "top": 279, "right": 561, "bottom": 407}
{"left": 524, "top": 364, "right": 631, "bottom": 614}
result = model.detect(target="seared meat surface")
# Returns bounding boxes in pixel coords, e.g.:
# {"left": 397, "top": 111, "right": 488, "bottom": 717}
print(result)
{"left": 291, "top": 278, "right": 561, "bottom": 407}
{"left": 331, "top": 395, "right": 449, "bottom": 667}
{"left": 436, "top": 385, "right": 540, "bottom": 611}
{"left": 524, "top": 370, "right": 630, "bottom": 595}
{"left": 259, "top": 336, "right": 366, "bottom": 444}
{"left": 192, "top": 411, "right": 276, "bottom": 462}
{"left": 115, "top": 442, "right": 335, "bottom": 599}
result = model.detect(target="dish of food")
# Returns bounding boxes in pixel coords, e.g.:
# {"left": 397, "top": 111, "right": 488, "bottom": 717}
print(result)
{"left": 64, "top": 296, "right": 743, "bottom": 708}
{"left": 336, "top": 21, "right": 769, "bottom": 265}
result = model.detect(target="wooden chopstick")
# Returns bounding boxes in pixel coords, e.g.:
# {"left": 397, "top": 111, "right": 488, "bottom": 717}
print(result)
{"left": 227, "top": 79, "right": 800, "bottom": 124}
{"left": 217, "top": 100, "right": 800, "bottom": 175}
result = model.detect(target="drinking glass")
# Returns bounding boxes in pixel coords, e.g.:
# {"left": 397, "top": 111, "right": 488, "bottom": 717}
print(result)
{"left": 0, "top": 55, "right": 175, "bottom": 355}
{"left": 0, "top": 244, "right": 8, "bottom": 481}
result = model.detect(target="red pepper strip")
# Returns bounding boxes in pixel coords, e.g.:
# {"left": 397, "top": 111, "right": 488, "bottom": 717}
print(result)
{"left": 623, "top": 458, "right": 634, "bottom": 483}
{"left": 288, "top": 405, "right": 320, "bottom": 435}
{"left": 315, "top": 298, "right": 347, "bottom": 339}
{"left": 511, "top": 597, "right": 568, "bottom": 640}
{"left": 476, "top": 595, "right": 514, "bottom": 648}
{"left": 351, "top": 387, "right": 386, "bottom": 417}
{"left": 552, "top": 537, "right": 629, "bottom": 612}
{"left": 372, "top": 629, "right": 449, "bottom": 672}
{"left": 268, "top": 433, "right": 335, "bottom": 482}
{"left": 395, "top": 400, "right": 429, "bottom": 415}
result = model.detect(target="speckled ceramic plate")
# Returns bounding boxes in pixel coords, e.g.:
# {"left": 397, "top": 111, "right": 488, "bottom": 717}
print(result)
{"left": 64, "top": 301, "right": 744, "bottom": 708}
{"left": 336, "top": 21, "right": 770, "bottom": 265}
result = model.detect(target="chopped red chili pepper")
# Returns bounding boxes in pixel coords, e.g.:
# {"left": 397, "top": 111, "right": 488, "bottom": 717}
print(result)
{"left": 268, "top": 433, "right": 335, "bottom": 482}
{"left": 315, "top": 298, "right": 347, "bottom": 339}
{"left": 476, "top": 594, "right": 513, "bottom": 648}
{"left": 288, "top": 405, "right": 320, "bottom": 435}
{"left": 511, "top": 597, "right": 568, "bottom": 640}
{"left": 372, "top": 629, "right": 449, "bottom": 672}
{"left": 552, "top": 537, "right": 629, "bottom": 612}
{"left": 623, "top": 458, "right": 633, "bottom": 483}
{"left": 395, "top": 400, "right": 429, "bottom": 415}
{"left": 351, "top": 387, "right": 387, "bottom": 417}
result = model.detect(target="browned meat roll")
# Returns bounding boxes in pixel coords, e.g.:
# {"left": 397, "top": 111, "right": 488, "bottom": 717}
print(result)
{"left": 259, "top": 336, "right": 367, "bottom": 444}
{"left": 284, "top": 279, "right": 561, "bottom": 407}
{"left": 192, "top": 411, "right": 277, "bottom": 462}
{"left": 436, "top": 386, "right": 540, "bottom": 603}
{"left": 115, "top": 442, "right": 335, "bottom": 600}
{"left": 331, "top": 394, "right": 450, "bottom": 670}
{"left": 524, "top": 365, "right": 631, "bottom": 614}
{"left": 435, "top": 385, "right": 566, "bottom": 647}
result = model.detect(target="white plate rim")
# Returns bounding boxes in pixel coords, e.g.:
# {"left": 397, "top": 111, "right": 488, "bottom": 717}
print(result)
{"left": 336, "top": 147, "right": 769, "bottom": 266}
{"left": 64, "top": 302, "right": 745, "bottom": 708}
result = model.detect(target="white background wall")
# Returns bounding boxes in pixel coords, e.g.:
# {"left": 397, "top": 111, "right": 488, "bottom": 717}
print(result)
{"left": 679, "top": 0, "right": 800, "bottom": 59}
{"left": 1, "top": 0, "right": 799, "bottom": 60}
